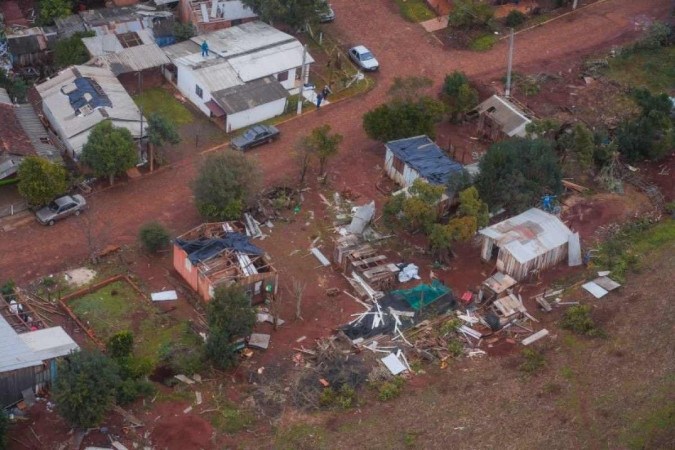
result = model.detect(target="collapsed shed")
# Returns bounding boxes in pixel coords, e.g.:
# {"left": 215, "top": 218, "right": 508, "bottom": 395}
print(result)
{"left": 472, "top": 95, "right": 532, "bottom": 140}
{"left": 173, "top": 222, "right": 278, "bottom": 303}
{"left": 478, "top": 208, "right": 575, "bottom": 281}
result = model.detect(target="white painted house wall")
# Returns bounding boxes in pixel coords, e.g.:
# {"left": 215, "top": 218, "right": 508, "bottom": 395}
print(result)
{"left": 276, "top": 67, "right": 297, "bottom": 90}
{"left": 226, "top": 97, "right": 286, "bottom": 132}
{"left": 384, "top": 148, "right": 421, "bottom": 188}
{"left": 176, "top": 64, "right": 213, "bottom": 117}
{"left": 42, "top": 103, "right": 76, "bottom": 157}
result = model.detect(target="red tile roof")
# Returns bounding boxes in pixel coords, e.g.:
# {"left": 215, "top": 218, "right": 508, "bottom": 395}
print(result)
{"left": 0, "top": 103, "right": 36, "bottom": 157}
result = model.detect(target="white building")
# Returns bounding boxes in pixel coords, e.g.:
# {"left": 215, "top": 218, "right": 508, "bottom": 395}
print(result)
{"left": 163, "top": 21, "right": 314, "bottom": 132}
{"left": 36, "top": 65, "right": 146, "bottom": 159}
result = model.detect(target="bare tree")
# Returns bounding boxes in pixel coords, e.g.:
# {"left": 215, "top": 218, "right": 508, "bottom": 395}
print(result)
{"left": 294, "top": 137, "right": 313, "bottom": 185}
{"left": 287, "top": 279, "right": 306, "bottom": 321}
{"left": 75, "top": 210, "right": 111, "bottom": 265}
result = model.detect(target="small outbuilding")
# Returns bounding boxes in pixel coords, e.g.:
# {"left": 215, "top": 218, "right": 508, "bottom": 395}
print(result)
{"left": 478, "top": 208, "right": 574, "bottom": 281}
{"left": 473, "top": 95, "right": 532, "bottom": 140}
{"left": 173, "top": 222, "right": 278, "bottom": 304}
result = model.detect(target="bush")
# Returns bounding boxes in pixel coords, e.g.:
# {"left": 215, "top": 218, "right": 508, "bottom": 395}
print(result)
{"left": 54, "top": 31, "right": 95, "bottom": 68}
{"left": 106, "top": 331, "right": 134, "bottom": 359}
{"left": 470, "top": 35, "right": 497, "bottom": 52}
{"left": 519, "top": 348, "right": 546, "bottom": 374}
{"left": 439, "top": 318, "right": 462, "bottom": 336}
{"left": 377, "top": 377, "right": 405, "bottom": 401}
{"left": 116, "top": 378, "right": 156, "bottom": 405}
{"left": 447, "top": 338, "right": 464, "bottom": 358}
{"left": 139, "top": 222, "right": 170, "bottom": 253}
{"left": 117, "top": 355, "right": 154, "bottom": 380}
{"left": 561, "top": 305, "right": 603, "bottom": 337}
{"left": 504, "top": 10, "right": 527, "bottom": 28}
{"left": 635, "top": 21, "right": 671, "bottom": 50}
{"left": 449, "top": 0, "right": 494, "bottom": 30}
{"left": 319, "top": 384, "right": 357, "bottom": 409}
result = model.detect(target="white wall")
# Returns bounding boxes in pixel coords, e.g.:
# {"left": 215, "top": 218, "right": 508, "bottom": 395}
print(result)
{"left": 226, "top": 97, "right": 287, "bottom": 132}
{"left": 42, "top": 103, "right": 76, "bottom": 158}
{"left": 277, "top": 67, "right": 297, "bottom": 90}
{"left": 384, "top": 148, "right": 420, "bottom": 188}
{"left": 176, "top": 64, "right": 212, "bottom": 117}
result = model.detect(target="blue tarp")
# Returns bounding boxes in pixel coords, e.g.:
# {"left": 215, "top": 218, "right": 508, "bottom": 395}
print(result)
{"left": 67, "top": 77, "right": 112, "bottom": 112}
{"left": 386, "top": 135, "right": 463, "bottom": 185}
{"left": 176, "top": 232, "right": 263, "bottom": 264}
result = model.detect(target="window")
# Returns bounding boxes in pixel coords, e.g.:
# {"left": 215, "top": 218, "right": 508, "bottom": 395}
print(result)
{"left": 277, "top": 71, "right": 289, "bottom": 82}
{"left": 195, "top": 85, "right": 203, "bottom": 98}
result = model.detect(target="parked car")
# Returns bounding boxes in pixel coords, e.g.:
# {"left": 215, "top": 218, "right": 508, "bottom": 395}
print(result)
{"left": 230, "top": 125, "right": 280, "bottom": 151}
{"left": 348, "top": 45, "right": 379, "bottom": 72}
{"left": 36, "top": 194, "right": 87, "bottom": 226}
{"left": 317, "top": 2, "right": 335, "bottom": 23}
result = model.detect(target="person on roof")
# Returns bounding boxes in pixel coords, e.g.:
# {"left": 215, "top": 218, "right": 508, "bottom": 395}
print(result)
{"left": 201, "top": 41, "right": 209, "bottom": 57}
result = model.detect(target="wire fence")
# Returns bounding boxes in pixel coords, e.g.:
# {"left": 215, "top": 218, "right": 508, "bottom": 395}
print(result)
{"left": 0, "top": 202, "right": 29, "bottom": 219}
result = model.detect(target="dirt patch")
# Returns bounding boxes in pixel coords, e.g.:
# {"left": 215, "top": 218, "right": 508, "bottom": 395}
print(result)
{"left": 63, "top": 267, "right": 97, "bottom": 288}
{"left": 151, "top": 402, "right": 215, "bottom": 449}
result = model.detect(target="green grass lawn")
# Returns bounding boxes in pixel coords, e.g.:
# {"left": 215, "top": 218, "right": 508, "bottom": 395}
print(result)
{"left": 69, "top": 281, "right": 197, "bottom": 365}
{"left": 134, "top": 88, "right": 194, "bottom": 125}
{"left": 394, "top": 0, "right": 436, "bottom": 22}
{"left": 605, "top": 46, "right": 675, "bottom": 95}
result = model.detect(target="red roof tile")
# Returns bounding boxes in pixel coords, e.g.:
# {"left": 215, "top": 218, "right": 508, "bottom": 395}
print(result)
{"left": 0, "top": 104, "right": 36, "bottom": 157}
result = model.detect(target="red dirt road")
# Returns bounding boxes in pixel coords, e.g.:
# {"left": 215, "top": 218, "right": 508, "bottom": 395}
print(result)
{"left": 0, "top": 0, "right": 669, "bottom": 285}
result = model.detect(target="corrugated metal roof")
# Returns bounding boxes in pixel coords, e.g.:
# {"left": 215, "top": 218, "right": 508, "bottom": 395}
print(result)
{"left": 479, "top": 208, "right": 573, "bottom": 264}
{"left": 0, "top": 88, "right": 11, "bottom": 105}
{"left": 212, "top": 76, "right": 287, "bottom": 114}
{"left": 14, "top": 104, "right": 61, "bottom": 163}
{"left": 0, "top": 315, "right": 43, "bottom": 373}
{"left": 385, "top": 135, "right": 463, "bottom": 185}
{"left": 229, "top": 40, "right": 314, "bottom": 82}
{"left": 36, "top": 65, "right": 146, "bottom": 156}
{"left": 475, "top": 95, "right": 531, "bottom": 138}
{"left": 19, "top": 327, "right": 79, "bottom": 361}
{"left": 190, "top": 21, "right": 295, "bottom": 57}
{"left": 83, "top": 29, "right": 169, "bottom": 74}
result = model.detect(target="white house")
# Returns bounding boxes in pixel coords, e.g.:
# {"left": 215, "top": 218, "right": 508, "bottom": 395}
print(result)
{"left": 36, "top": 65, "right": 146, "bottom": 159}
{"left": 163, "top": 21, "right": 314, "bottom": 132}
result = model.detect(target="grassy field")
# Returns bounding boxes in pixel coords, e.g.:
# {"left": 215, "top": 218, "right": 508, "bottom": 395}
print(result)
{"left": 605, "top": 46, "right": 675, "bottom": 94}
{"left": 69, "top": 281, "right": 197, "bottom": 365}
{"left": 394, "top": 0, "right": 436, "bottom": 22}
{"left": 134, "top": 88, "right": 194, "bottom": 125}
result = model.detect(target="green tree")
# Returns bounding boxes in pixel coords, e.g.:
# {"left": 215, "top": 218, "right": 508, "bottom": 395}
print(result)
{"left": 476, "top": 138, "right": 562, "bottom": 214}
{"left": 173, "top": 22, "right": 196, "bottom": 42}
{"left": 80, "top": 121, "right": 138, "bottom": 186}
{"left": 53, "top": 350, "right": 121, "bottom": 428}
{"left": 0, "top": 69, "right": 28, "bottom": 103}
{"left": 147, "top": 112, "right": 181, "bottom": 169}
{"left": 442, "top": 71, "right": 478, "bottom": 122}
{"left": 206, "top": 285, "right": 256, "bottom": 369}
{"left": 192, "top": 151, "right": 261, "bottom": 221}
{"left": 401, "top": 180, "right": 445, "bottom": 232}
{"left": 138, "top": 222, "right": 170, "bottom": 254}
{"left": 39, "top": 0, "right": 71, "bottom": 26}
{"left": 504, "top": 10, "right": 526, "bottom": 27}
{"left": 457, "top": 186, "right": 489, "bottom": 228}
{"left": 448, "top": 0, "right": 494, "bottom": 30}
{"left": 242, "top": 0, "right": 324, "bottom": 28}
{"left": 106, "top": 331, "right": 134, "bottom": 359}
{"left": 363, "top": 98, "right": 445, "bottom": 142}
{"left": 616, "top": 89, "right": 673, "bottom": 162}
{"left": 302, "top": 124, "right": 343, "bottom": 175}
{"left": 17, "top": 156, "right": 69, "bottom": 206}
{"left": 54, "top": 31, "right": 94, "bottom": 68}
{"left": 571, "top": 124, "right": 595, "bottom": 172}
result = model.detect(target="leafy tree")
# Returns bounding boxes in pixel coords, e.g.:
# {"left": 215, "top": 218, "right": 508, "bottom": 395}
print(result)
{"left": 476, "top": 138, "right": 562, "bottom": 214}
{"left": 363, "top": 98, "right": 445, "bottom": 142}
{"left": 81, "top": 121, "right": 138, "bottom": 186}
{"left": 53, "top": 350, "right": 121, "bottom": 428}
{"left": 147, "top": 112, "right": 181, "bottom": 169}
{"left": 0, "top": 69, "right": 28, "bottom": 103}
{"left": 242, "top": 0, "right": 325, "bottom": 28}
{"left": 106, "top": 331, "right": 134, "bottom": 359}
{"left": 173, "top": 22, "right": 196, "bottom": 42}
{"left": 504, "top": 10, "right": 526, "bottom": 27}
{"left": 138, "top": 222, "right": 170, "bottom": 253}
{"left": 54, "top": 31, "right": 95, "bottom": 68}
{"left": 302, "top": 124, "right": 343, "bottom": 175}
{"left": 448, "top": 0, "right": 494, "bottom": 30}
{"left": 193, "top": 151, "right": 261, "bottom": 221}
{"left": 571, "top": 124, "right": 595, "bottom": 172}
{"left": 206, "top": 285, "right": 256, "bottom": 369}
{"left": 446, "top": 169, "right": 472, "bottom": 199}
{"left": 401, "top": 180, "right": 445, "bottom": 232}
{"left": 39, "top": 0, "right": 72, "bottom": 26}
{"left": 17, "top": 156, "right": 69, "bottom": 206}
{"left": 457, "top": 187, "right": 489, "bottom": 228}
{"left": 635, "top": 21, "right": 671, "bottom": 50}
{"left": 616, "top": 89, "right": 673, "bottom": 162}
{"left": 442, "top": 71, "right": 478, "bottom": 122}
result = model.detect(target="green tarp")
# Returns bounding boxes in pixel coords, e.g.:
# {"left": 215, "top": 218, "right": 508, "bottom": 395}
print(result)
{"left": 391, "top": 280, "right": 450, "bottom": 310}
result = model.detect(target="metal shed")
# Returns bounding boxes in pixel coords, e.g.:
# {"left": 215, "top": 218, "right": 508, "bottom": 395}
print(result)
{"left": 478, "top": 208, "right": 574, "bottom": 281}
{"left": 384, "top": 135, "right": 463, "bottom": 188}
{"left": 0, "top": 315, "right": 44, "bottom": 407}
{"left": 473, "top": 95, "right": 532, "bottom": 140}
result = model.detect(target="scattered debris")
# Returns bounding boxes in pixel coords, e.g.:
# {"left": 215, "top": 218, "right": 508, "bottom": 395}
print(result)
{"left": 183, "top": 406, "right": 192, "bottom": 414}
{"left": 310, "top": 247, "right": 331, "bottom": 267}
{"left": 522, "top": 329, "right": 550, "bottom": 346}
{"left": 195, "top": 392, "right": 202, "bottom": 405}
{"left": 381, "top": 353, "right": 407, "bottom": 375}
{"left": 248, "top": 333, "right": 271, "bottom": 350}
{"left": 174, "top": 374, "right": 195, "bottom": 385}
{"left": 256, "top": 312, "right": 285, "bottom": 326}
{"left": 398, "top": 263, "right": 420, "bottom": 283}
{"left": 582, "top": 276, "right": 621, "bottom": 298}
{"left": 150, "top": 290, "right": 178, "bottom": 302}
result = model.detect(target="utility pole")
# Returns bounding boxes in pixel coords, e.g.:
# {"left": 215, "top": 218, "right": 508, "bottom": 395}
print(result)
{"left": 505, "top": 28, "right": 514, "bottom": 99}
{"left": 572, "top": 0, "right": 578, "bottom": 10}
{"left": 138, "top": 71, "right": 146, "bottom": 168}
{"left": 297, "top": 44, "right": 308, "bottom": 116}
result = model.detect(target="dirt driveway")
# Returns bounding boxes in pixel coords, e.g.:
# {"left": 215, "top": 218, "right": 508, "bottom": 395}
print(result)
{"left": 0, "top": 0, "right": 669, "bottom": 285}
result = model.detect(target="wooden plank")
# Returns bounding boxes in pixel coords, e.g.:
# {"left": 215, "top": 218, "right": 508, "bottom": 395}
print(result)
{"left": 310, "top": 248, "right": 331, "bottom": 267}
{"left": 522, "top": 329, "right": 549, "bottom": 346}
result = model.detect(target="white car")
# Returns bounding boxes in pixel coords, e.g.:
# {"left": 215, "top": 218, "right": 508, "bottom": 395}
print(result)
{"left": 348, "top": 45, "right": 379, "bottom": 72}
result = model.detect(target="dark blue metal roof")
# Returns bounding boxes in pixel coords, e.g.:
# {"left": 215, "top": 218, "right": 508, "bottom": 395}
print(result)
{"left": 386, "top": 135, "right": 463, "bottom": 185}
{"left": 67, "top": 77, "right": 112, "bottom": 112}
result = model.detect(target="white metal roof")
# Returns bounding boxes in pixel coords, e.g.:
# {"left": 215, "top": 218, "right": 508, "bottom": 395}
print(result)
{"left": 36, "top": 65, "right": 146, "bottom": 156}
{"left": 190, "top": 21, "right": 295, "bottom": 57}
{"left": 83, "top": 30, "right": 169, "bottom": 75}
{"left": 475, "top": 95, "right": 532, "bottom": 138}
{"left": 229, "top": 39, "right": 313, "bottom": 82}
{"left": 19, "top": 327, "right": 79, "bottom": 361}
{"left": 479, "top": 208, "right": 573, "bottom": 264}
{"left": 0, "top": 315, "right": 43, "bottom": 372}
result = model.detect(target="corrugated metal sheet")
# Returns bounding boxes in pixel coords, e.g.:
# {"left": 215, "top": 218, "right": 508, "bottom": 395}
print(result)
{"left": 479, "top": 208, "right": 573, "bottom": 281}
{"left": 212, "top": 76, "right": 287, "bottom": 114}
{"left": 14, "top": 104, "right": 61, "bottom": 163}
{"left": 0, "top": 315, "right": 43, "bottom": 373}
{"left": 19, "top": 327, "right": 79, "bottom": 361}
{"left": 190, "top": 21, "right": 295, "bottom": 57}
{"left": 475, "top": 95, "right": 531, "bottom": 138}
{"left": 385, "top": 135, "right": 463, "bottom": 185}
{"left": 0, "top": 88, "right": 11, "bottom": 105}
{"left": 229, "top": 40, "right": 314, "bottom": 82}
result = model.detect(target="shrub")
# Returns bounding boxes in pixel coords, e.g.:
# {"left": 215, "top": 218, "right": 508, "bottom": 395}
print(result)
{"left": 447, "top": 338, "right": 464, "bottom": 358}
{"left": 139, "top": 222, "right": 171, "bottom": 253}
{"left": 106, "top": 331, "right": 134, "bottom": 359}
{"left": 439, "top": 318, "right": 462, "bottom": 336}
{"left": 519, "top": 348, "right": 546, "bottom": 374}
{"left": 116, "top": 378, "right": 156, "bottom": 405}
{"left": 561, "top": 305, "right": 603, "bottom": 337}
{"left": 378, "top": 377, "right": 405, "bottom": 401}
{"left": 635, "top": 21, "right": 671, "bottom": 50}
{"left": 449, "top": 0, "right": 494, "bottom": 30}
{"left": 319, "top": 384, "right": 357, "bottom": 409}
{"left": 470, "top": 34, "right": 497, "bottom": 52}
{"left": 504, "top": 10, "right": 526, "bottom": 28}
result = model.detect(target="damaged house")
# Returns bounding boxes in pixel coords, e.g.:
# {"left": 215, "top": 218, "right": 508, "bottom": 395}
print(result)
{"left": 162, "top": 21, "right": 313, "bottom": 131}
{"left": 173, "top": 222, "right": 278, "bottom": 304}
{"left": 472, "top": 95, "right": 532, "bottom": 140}
{"left": 178, "top": 0, "right": 258, "bottom": 33}
{"left": 478, "top": 208, "right": 576, "bottom": 281}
